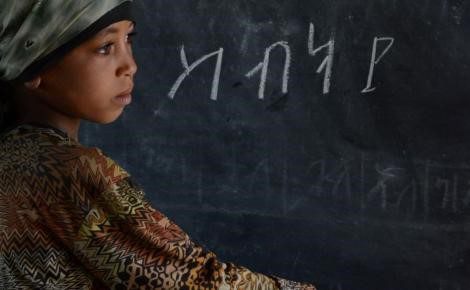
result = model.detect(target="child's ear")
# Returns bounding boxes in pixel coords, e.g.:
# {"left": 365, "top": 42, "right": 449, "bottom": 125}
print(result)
{"left": 23, "top": 77, "right": 41, "bottom": 90}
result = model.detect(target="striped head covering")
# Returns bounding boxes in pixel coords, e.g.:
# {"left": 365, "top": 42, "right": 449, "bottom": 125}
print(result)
{"left": 0, "top": 0, "right": 134, "bottom": 82}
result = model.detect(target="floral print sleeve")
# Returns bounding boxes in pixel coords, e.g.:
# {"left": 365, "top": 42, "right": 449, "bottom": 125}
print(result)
{"left": 72, "top": 154, "right": 316, "bottom": 289}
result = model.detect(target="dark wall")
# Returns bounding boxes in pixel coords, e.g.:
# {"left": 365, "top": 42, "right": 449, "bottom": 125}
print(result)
{"left": 80, "top": 0, "right": 470, "bottom": 289}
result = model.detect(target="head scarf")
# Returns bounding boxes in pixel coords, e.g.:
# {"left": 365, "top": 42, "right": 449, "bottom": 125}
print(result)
{"left": 0, "top": 0, "right": 134, "bottom": 82}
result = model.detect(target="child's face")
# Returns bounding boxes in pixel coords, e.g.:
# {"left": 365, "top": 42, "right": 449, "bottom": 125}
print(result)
{"left": 32, "top": 20, "right": 137, "bottom": 124}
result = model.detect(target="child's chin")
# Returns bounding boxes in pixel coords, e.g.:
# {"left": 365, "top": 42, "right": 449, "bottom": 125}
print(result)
{"left": 91, "top": 112, "right": 123, "bottom": 124}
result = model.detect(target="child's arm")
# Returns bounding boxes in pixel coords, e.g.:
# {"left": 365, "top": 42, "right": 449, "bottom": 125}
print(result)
{"left": 74, "top": 176, "right": 315, "bottom": 289}
{"left": 63, "top": 147, "right": 316, "bottom": 289}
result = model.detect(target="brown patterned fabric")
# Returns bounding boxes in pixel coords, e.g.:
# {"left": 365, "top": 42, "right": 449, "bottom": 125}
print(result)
{"left": 0, "top": 123, "right": 316, "bottom": 289}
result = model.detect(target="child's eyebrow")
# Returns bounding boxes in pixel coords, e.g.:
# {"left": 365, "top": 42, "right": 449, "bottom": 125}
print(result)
{"left": 97, "top": 22, "right": 135, "bottom": 37}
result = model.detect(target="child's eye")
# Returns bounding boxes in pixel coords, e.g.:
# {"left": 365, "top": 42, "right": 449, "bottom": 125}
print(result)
{"left": 97, "top": 32, "right": 138, "bottom": 55}
{"left": 97, "top": 42, "right": 113, "bottom": 55}
{"left": 127, "top": 31, "right": 138, "bottom": 44}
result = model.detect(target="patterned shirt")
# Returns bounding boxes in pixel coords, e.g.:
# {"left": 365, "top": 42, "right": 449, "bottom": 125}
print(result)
{"left": 0, "top": 123, "right": 315, "bottom": 289}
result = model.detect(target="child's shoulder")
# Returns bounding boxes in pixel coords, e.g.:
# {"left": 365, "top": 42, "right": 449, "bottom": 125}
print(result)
{"left": 0, "top": 123, "right": 130, "bottom": 190}
{"left": 0, "top": 122, "right": 97, "bottom": 157}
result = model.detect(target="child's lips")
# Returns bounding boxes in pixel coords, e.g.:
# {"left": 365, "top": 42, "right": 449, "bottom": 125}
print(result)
{"left": 114, "top": 90, "right": 133, "bottom": 106}
{"left": 114, "top": 86, "right": 133, "bottom": 105}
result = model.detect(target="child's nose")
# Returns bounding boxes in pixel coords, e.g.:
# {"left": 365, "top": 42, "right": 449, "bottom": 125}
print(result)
{"left": 117, "top": 48, "right": 138, "bottom": 78}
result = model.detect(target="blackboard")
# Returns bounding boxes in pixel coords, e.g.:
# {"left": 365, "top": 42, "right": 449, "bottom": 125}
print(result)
{"left": 80, "top": 0, "right": 470, "bottom": 289}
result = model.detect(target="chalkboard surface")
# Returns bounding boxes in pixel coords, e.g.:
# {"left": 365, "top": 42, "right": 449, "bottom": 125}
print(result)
{"left": 80, "top": 1, "right": 470, "bottom": 289}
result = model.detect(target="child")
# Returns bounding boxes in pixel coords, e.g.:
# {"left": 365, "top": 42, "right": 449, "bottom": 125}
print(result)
{"left": 0, "top": 1, "right": 316, "bottom": 289}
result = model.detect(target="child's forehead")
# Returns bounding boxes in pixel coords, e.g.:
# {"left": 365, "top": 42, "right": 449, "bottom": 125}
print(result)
{"left": 96, "top": 21, "right": 135, "bottom": 37}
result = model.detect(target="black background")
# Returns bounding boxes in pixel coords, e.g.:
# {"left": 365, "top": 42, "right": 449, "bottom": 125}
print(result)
{"left": 80, "top": 0, "right": 470, "bottom": 289}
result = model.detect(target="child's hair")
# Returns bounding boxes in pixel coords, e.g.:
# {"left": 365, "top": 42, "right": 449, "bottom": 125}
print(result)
{"left": 0, "top": 80, "right": 16, "bottom": 133}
